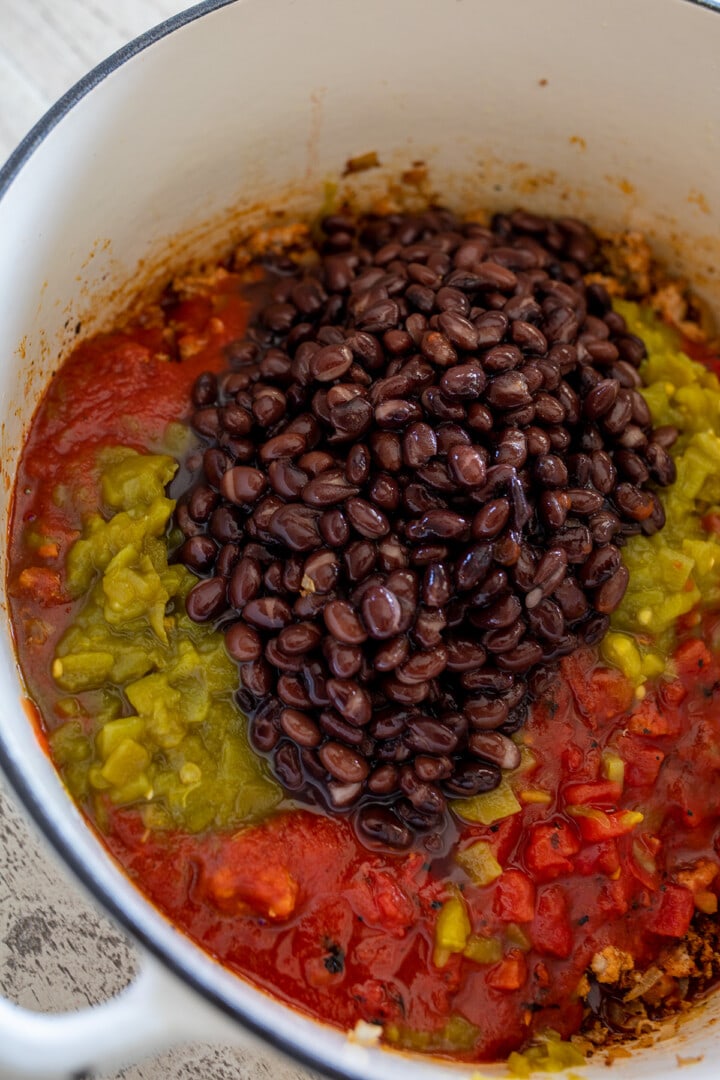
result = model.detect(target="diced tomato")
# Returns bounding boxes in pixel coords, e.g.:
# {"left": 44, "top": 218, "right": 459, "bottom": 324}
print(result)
{"left": 493, "top": 869, "right": 536, "bottom": 923}
{"left": 563, "top": 780, "right": 622, "bottom": 807}
{"left": 15, "top": 566, "right": 67, "bottom": 606}
{"left": 562, "top": 744, "right": 584, "bottom": 773}
{"left": 597, "top": 875, "right": 633, "bottom": 918}
{"left": 589, "top": 669, "right": 636, "bottom": 722}
{"left": 575, "top": 840, "right": 620, "bottom": 877}
{"left": 350, "top": 978, "right": 405, "bottom": 1025}
{"left": 201, "top": 856, "right": 298, "bottom": 920}
{"left": 617, "top": 735, "right": 665, "bottom": 787}
{"left": 561, "top": 653, "right": 634, "bottom": 725}
{"left": 365, "top": 869, "right": 416, "bottom": 933}
{"left": 486, "top": 949, "right": 528, "bottom": 991}
{"left": 627, "top": 696, "right": 679, "bottom": 737}
{"left": 675, "top": 638, "right": 713, "bottom": 679}
{"left": 524, "top": 819, "right": 581, "bottom": 881}
{"left": 481, "top": 813, "right": 524, "bottom": 867}
{"left": 648, "top": 885, "right": 695, "bottom": 938}
{"left": 658, "top": 678, "right": 687, "bottom": 708}
{"left": 532, "top": 886, "right": 572, "bottom": 958}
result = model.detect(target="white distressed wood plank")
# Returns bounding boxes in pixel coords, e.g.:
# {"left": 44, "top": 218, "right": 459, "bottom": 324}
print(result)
{"left": 0, "top": 0, "right": 189, "bottom": 160}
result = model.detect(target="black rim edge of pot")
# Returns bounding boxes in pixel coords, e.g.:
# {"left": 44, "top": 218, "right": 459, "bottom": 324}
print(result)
{"left": 0, "top": 1, "right": 719, "bottom": 1078}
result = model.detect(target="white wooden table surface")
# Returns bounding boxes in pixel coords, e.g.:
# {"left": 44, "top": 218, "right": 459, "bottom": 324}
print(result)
{"left": 0, "top": 3, "right": 316, "bottom": 1078}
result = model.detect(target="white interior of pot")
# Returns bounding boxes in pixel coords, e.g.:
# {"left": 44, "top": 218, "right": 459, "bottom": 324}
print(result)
{"left": 1, "top": 0, "right": 719, "bottom": 1075}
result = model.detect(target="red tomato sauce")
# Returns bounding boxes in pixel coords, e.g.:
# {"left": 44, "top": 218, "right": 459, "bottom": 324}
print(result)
{"left": 8, "top": 270, "right": 720, "bottom": 1062}
{"left": 98, "top": 634, "right": 720, "bottom": 1058}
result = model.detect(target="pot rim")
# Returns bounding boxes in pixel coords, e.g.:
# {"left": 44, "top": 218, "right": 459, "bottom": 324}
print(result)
{"left": 1, "top": 1, "right": 720, "bottom": 1077}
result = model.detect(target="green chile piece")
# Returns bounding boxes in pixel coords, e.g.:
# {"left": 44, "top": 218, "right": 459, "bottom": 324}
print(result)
{"left": 52, "top": 448, "right": 282, "bottom": 830}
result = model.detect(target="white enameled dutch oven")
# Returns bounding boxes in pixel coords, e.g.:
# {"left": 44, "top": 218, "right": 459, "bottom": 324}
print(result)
{"left": 2, "top": 0, "right": 720, "bottom": 1076}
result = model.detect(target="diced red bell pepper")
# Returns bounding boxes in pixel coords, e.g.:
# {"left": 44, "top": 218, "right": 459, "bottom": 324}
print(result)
{"left": 532, "top": 886, "right": 573, "bottom": 958}
{"left": 564, "top": 780, "right": 623, "bottom": 807}
{"left": 486, "top": 949, "right": 528, "bottom": 991}
{"left": 648, "top": 885, "right": 695, "bottom": 938}
{"left": 524, "top": 819, "right": 580, "bottom": 881}
{"left": 493, "top": 869, "right": 536, "bottom": 923}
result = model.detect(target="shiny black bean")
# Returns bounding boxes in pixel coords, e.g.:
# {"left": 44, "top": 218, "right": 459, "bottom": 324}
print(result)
{"left": 468, "top": 731, "right": 521, "bottom": 769}
{"left": 356, "top": 805, "right": 412, "bottom": 849}
{"left": 185, "top": 577, "right": 227, "bottom": 622}
{"left": 472, "top": 498, "right": 511, "bottom": 540}
{"left": 178, "top": 535, "right": 217, "bottom": 573}
{"left": 444, "top": 759, "right": 501, "bottom": 797}
{"left": 269, "top": 504, "right": 322, "bottom": 550}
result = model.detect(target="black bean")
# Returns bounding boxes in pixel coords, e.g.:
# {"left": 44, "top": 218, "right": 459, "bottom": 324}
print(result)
{"left": 251, "top": 712, "right": 281, "bottom": 755}
{"left": 357, "top": 805, "right": 412, "bottom": 849}
{"left": 447, "top": 444, "right": 487, "bottom": 487}
{"left": 484, "top": 619, "right": 525, "bottom": 653}
{"left": 472, "top": 593, "right": 522, "bottom": 630}
{"left": 319, "top": 741, "right": 369, "bottom": 783}
{"left": 472, "top": 498, "right": 510, "bottom": 540}
{"left": 173, "top": 204, "right": 681, "bottom": 851}
{"left": 243, "top": 597, "right": 292, "bottom": 630}
{"left": 451, "top": 544, "right": 491, "bottom": 593}
{"left": 280, "top": 709, "right": 322, "bottom": 748}
{"left": 241, "top": 658, "right": 274, "bottom": 697}
{"left": 398, "top": 646, "right": 448, "bottom": 683}
{"left": 526, "top": 599, "right": 565, "bottom": 643}
{"left": 268, "top": 459, "right": 309, "bottom": 500}
{"left": 185, "top": 577, "right": 227, "bottom": 622}
{"left": 178, "top": 534, "right": 217, "bottom": 573}
{"left": 413, "top": 608, "right": 447, "bottom": 649}
{"left": 302, "top": 470, "right": 359, "bottom": 507}
{"left": 319, "top": 509, "right": 350, "bottom": 546}
{"left": 444, "top": 759, "right": 501, "bottom": 797}
{"left": 322, "top": 599, "right": 366, "bottom": 644}
{"left": 646, "top": 441, "right": 677, "bottom": 485}
{"left": 404, "top": 719, "right": 458, "bottom": 755}
{"left": 445, "top": 637, "right": 487, "bottom": 672}
{"left": 552, "top": 576, "right": 589, "bottom": 623}
{"left": 470, "top": 567, "right": 509, "bottom": 609}
{"left": 594, "top": 564, "right": 630, "bottom": 613}
{"left": 614, "top": 483, "right": 656, "bottom": 522}
{"left": 259, "top": 431, "right": 306, "bottom": 464}
{"left": 269, "top": 504, "right": 322, "bottom": 550}
{"left": 468, "top": 731, "right": 521, "bottom": 769}
{"left": 486, "top": 371, "right": 532, "bottom": 409}
{"left": 346, "top": 497, "right": 390, "bottom": 538}
{"left": 226, "top": 558, "right": 260, "bottom": 610}
{"left": 463, "top": 695, "right": 508, "bottom": 730}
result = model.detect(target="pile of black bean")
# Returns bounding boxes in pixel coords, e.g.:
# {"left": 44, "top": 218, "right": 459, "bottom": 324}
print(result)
{"left": 175, "top": 206, "right": 677, "bottom": 851}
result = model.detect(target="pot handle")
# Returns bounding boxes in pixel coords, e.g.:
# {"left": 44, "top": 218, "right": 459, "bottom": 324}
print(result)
{"left": 0, "top": 948, "right": 235, "bottom": 1080}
